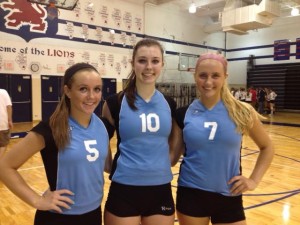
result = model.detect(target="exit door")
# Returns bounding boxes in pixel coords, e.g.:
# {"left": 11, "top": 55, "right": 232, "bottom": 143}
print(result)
{"left": 9, "top": 75, "right": 32, "bottom": 122}
{"left": 0, "top": 74, "right": 9, "bottom": 90}
{"left": 41, "top": 75, "right": 63, "bottom": 121}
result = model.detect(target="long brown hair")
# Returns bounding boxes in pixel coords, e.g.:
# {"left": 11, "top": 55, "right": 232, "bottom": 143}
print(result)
{"left": 122, "top": 38, "right": 164, "bottom": 110}
{"left": 49, "top": 63, "right": 98, "bottom": 150}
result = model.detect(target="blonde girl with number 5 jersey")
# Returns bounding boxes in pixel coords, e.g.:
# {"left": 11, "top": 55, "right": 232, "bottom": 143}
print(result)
{"left": 0, "top": 63, "right": 114, "bottom": 225}
{"left": 170, "top": 53, "right": 274, "bottom": 225}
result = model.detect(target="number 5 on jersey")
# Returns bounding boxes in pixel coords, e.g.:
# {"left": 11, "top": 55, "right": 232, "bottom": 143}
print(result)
{"left": 84, "top": 140, "right": 99, "bottom": 161}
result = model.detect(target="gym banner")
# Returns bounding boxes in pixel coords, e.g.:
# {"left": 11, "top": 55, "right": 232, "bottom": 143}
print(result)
{"left": 274, "top": 39, "right": 290, "bottom": 61}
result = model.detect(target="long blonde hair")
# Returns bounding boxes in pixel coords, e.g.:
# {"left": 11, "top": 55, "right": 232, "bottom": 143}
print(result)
{"left": 196, "top": 53, "right": 263, "bottom": 135}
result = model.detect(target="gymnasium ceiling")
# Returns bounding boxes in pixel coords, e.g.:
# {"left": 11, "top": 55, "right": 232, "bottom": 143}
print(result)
{"left": 43, "top": 0, "right": 300, "bottom": 34}
{"left": 152, "top": 0, "right": 300, "bottom": 17}
{"left": 124, "top": 0, "right": 300, "bottom": 34}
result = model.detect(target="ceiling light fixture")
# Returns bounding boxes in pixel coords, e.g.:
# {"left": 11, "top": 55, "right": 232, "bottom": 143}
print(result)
{"left": 291, "top": 7, "right": 299, "bottom": 16}
{"left": 189, "top": 3, "right": 197, "bottom": 14}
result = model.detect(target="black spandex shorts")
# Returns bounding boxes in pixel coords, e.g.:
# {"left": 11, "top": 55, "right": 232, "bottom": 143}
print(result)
{"left": 105, "top": 182, "right": 175, "bottom": 217}
{"left": 176, "top": 186, "right": 245, "bottom": 224}
{"left": 34, "top": 206, "right": 102, "bottom": 225}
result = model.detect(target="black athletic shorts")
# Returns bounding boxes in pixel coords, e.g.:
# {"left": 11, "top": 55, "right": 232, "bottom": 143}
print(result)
{"left": 105, "top": 182, "right": 175, "bottom": 217}
{"left": 176, "top": 186, "right": 245, "bottom": 224}
{"left": 34, "top": 206, "right": 102, "bottom": 225}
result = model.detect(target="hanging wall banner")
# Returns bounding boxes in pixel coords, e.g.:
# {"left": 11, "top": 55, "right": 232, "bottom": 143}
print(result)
{"left": 274, "top": 39, "right": 290, "bottom": 61}
{"left": 0, "top": 1, "right": 58, "bottom": 42}
{"left": 0, "top": 0, "right": 143, "bottom": 43}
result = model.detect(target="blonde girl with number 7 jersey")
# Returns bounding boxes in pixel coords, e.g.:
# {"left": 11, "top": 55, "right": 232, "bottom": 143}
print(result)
{"left": 170, "top": 53, "right": 274, "bottom": 225}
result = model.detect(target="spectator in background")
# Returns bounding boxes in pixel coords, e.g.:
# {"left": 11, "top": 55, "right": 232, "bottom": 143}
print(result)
{"left": 268, "top": 87, "right": 277, "bottom": 116}
{"left": 234, "top": 88, "right": 240, "bottom": 100}
{"left": 230, "top": 87, "right": 235, "bottom": 96}
{"left": 239, "top": 88, "right": 247, "bottom": 102}
{"left": 0, "top": 88, "right": 13, "bottom": 158}
{"left": 249, "top": 86, "right": 257, "bottom": 109}
{"left": 257, "top": 87, "right": 266, "bottom": 114}
{"left": 245, "top": 88, "right": 252, "bottom": 104}
{"left": 264, "top": 88, "right": 270, "bottom": 114}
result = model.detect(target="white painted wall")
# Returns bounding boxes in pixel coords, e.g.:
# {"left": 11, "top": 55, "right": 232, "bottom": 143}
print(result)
{"left": 225, "top": 16, "right": 300, "bottom": 85}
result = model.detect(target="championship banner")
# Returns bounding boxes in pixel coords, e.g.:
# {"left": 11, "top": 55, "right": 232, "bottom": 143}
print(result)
{"left": 274, "top": 39, "right": 290, "bottom": 61}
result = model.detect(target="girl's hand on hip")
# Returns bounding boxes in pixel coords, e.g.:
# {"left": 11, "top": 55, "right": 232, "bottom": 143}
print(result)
{"left": 35, "top": 188, "right": 75, "bottom": 213}
{"left": 228, "top": 175, "right": 257, "bottom": 195}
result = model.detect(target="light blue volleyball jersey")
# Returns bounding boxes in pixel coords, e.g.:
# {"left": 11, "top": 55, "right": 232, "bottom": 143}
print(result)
{"left": 32, "top": 114, "right": 112, "bottom": 215}
{"left": 111, "top": 91, "right": 173, "bottom": 185}
{"left": 55, "top": 114, "right": 109, "bottom": 214}
{"left": 178, "top": 100, "right": 242, "bottom": 196}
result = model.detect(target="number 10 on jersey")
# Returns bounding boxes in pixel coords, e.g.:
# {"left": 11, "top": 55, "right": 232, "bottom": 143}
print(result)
{"left": 139, "top": 113, "right": 160, "bottom": 132}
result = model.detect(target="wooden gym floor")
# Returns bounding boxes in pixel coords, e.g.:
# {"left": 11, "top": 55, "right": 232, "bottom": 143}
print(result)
{"left": 0, "top": 112, "right": 299, "bottom": 225}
